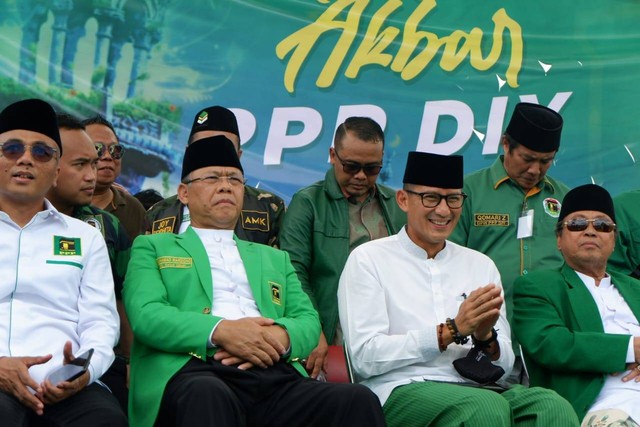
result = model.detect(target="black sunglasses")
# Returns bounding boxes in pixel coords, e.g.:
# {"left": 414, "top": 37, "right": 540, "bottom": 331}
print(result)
{"left": 562, "top": 218, "right": 616, "bottom": 233}
{"left": 333, "top": 150, "right": 382, "bottom": 176}
{"left": 95, "top": 143, "right": 125, "bottom": 160}
{"left": 0, "top": 140, "right": 58, "bottom": 162}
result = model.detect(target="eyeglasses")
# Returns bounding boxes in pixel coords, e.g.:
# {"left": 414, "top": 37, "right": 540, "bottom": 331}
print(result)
{"left": 95, "top": 143, "right": 125, "bottom": 160}
{"left": 184, "top": 174, "right": 246, "bottom": 187}
{"left": 405, "top": 190, "right": 467, "bottom": 209}
{"left": 0, "top": 140, "right": 58, "bottom": 162}
{"left": 562, "top": 218, "right": 616, "bottom": 233}
{"left": 333, "top": 150, "right": 382, "bottom": 176}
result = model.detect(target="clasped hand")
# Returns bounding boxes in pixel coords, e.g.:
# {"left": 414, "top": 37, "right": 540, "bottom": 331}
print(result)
{"left": 212, "top": 317, "right": 289, "bottom": 370}
{"left": 0, "top": 341, "right": 88, "bottom": 415}
{"left": 454, "top": 284, "right": 503, "bottom": 340}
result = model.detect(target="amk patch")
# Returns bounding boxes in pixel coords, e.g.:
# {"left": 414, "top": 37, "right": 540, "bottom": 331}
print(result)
{"left": 54, "top": 236, "right": 82, "bottom": 256}
{"left": 241, "top": 210, "right": 269, "bottom": 232}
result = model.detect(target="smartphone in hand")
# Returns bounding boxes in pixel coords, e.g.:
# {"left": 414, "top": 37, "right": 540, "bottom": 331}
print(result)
{"left": 46, "top": 348, "right": 94, "bottom": 385}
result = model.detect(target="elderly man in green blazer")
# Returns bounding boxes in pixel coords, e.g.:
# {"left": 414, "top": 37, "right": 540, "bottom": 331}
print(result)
{"left": 514, "top": 184, "right": 640, "bottom": 426}
{"left": 123, "top": 136, "right": 386, "bottom": 427}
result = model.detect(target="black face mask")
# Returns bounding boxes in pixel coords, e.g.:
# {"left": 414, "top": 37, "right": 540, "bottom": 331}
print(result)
{"left": 452, "top": 346, "right": 505, "bottom": 384}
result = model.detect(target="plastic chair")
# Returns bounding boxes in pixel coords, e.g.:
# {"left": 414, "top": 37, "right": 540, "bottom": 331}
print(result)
{"left": 324, "top": 345, "right": 352, "bottom": 383}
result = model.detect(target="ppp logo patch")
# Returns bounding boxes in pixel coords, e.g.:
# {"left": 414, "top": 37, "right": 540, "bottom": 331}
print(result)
{"left": 543, "top": 198, "right": 561, "bottom": 218}
{"left": 270, "top": 281, "right": 282, "bottom": 305}
{"left": 53, "top": 236, "right": 82, "bottom": 256}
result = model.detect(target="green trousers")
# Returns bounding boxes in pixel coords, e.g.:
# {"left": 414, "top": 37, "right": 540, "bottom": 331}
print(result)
{"left": 383, "top": 382, "right": 579, "bottom": 427}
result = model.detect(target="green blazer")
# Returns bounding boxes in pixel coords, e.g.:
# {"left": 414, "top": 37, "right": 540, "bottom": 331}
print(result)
{"left": 123, "top": 227, "right": 321, "bottom": 427}
{"left": 513, "top": 263, "right": 640, "bottom": 420}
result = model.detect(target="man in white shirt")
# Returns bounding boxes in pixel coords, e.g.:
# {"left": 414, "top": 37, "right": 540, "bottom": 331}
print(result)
{"left": 0, "top": 99, "right": 125, "bottom": 426}
{"left": 514, "top": 184, "right": 640, "bottom": 426}
{"left": 338, "top": 151, "right": 579, "bottom": 426}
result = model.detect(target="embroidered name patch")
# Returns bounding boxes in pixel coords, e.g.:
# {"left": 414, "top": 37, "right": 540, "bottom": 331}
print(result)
{"left": 474, "top": 213, "right": 509, "bottom": 227}
{"left": 53, "top": 236, "right": 82, "bottom": 256}
{"left": 270, "top": 282, "right": 282, "bottom": 305}
{"left": 157, "top": 256, "right": 193, "bottom": 269}
{"left": 152, "top": 217, "right": 176, "bottom": 234}
{"left": 543, "top": 198, "right": 561, "bottom": 218}
{"left": 241, "top": 210, "right": 269, "bottom": 232}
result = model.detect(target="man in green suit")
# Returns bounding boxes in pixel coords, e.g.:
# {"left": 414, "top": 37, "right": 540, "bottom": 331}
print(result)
{"left": 124, "top": 136, "right": 386, "bottom": 427}
{"left": 514, "top": 184, "right": 640, "bottom": 426}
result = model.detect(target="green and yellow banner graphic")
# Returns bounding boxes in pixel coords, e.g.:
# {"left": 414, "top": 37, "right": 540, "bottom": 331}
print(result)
{"left": 1, "top": 0, "right": 638, "bottom": 201}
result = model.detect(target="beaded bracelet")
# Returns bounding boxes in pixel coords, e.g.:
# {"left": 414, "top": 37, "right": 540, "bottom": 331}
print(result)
{"left": 445, "top": 318, "right": 469, "bottom": 345}
{"left": 437, "top": 323, "right": 446, "bottom": 352}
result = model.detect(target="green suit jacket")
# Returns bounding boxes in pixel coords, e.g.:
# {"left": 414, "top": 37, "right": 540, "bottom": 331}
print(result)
{"left": 123, "top": 227, "right": 321, "bottom": 427}
{"left": 513, "top": 263, "right": 640, "bottom": 420}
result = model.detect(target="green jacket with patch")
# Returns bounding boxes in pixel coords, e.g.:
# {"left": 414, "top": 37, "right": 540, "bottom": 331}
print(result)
{"left": 123, "top": 228, "right": 320, "bottom": 427}
{"left": 73, "top": 205, "right": 131, "bottom": 299}
{"left": 449, "top": 156, "right": 570, "bottom": 341}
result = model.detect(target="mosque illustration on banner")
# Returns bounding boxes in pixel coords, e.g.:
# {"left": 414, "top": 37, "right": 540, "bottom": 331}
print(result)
{"left": 0, "top": 0, "right": 232, "bottom": 195}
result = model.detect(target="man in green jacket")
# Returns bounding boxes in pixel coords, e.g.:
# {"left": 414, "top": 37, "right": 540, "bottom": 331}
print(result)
{"left": 514, "top": 184, "right": 640, "bottom": 425}
{"left": 280, "top": 116, "right": 406, "bottom": 379}
{"left": 145, "top": 105, "right": 285, "bottom": 247}
{"left": 450, "top": 103, "right": 570, "bottom": 367}
{"left": 124, "top": 136, "right": 386, "bottom": 427}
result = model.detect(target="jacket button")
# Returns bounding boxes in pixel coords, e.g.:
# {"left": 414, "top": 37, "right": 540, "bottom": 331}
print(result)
{"left": 203, "top": 307, "right": 211, "bottom": 314}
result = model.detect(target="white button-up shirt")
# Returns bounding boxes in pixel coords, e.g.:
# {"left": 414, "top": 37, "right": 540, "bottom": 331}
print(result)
{"left": 338, "top": 227, "right": 514, "bottom": 405}
{"left": 192, "top": 228, "right": 261, "bottom": 320}
{"left": 577, "top": 272, "right": 640, "bottom": 420}
{"left": 0, "top": 201, "right": 119, "bottom": 384}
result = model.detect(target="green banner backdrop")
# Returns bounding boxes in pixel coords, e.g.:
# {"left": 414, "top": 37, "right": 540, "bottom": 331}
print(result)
{"left": 1, "top": 0, "right": 639, "bottom": 202}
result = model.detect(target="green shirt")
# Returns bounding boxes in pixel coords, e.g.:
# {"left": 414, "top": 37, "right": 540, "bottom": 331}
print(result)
{"left": 280, "top": 168, "right": 406, "bottom": 343}
{"left": 609, "top": 190, "right": 640, "bottom": 277}
{"left": 449, "top": 157, "right": 570, "bottom": 338}
{"left": 73, "top": 205, "right": 131, "bottom": 299}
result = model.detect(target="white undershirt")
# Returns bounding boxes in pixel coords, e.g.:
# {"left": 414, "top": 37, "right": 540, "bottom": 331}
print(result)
{"left": 576, "top": 271, "right": 640, "bottom": 420}
{"left": 191, "top": 227, "right": 261, "bottom": 347}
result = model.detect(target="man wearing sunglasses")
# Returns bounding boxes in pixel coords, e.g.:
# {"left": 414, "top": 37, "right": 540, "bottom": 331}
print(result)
{"left": 280, "top": 116, "right": 406, "bottom": 380}
{"left": 83, "top": 115, "right": 146, "bottom": 241}
{"left": 514, "top": 184, "right": 640, "bottom": 425}
{"left": 450, "top": 103, "right": 570, "bottom": 381}
{"left": 0, "top": 99, "right": 126, "bottom": 425}
{"left": 338, "top": 151, "right": 578, "bottom": 427}
{"left": 46, "top": 113, "right": 133, "bottom": 415}
{"left": 145, "top": 105, "right": 286, "bottom": 247}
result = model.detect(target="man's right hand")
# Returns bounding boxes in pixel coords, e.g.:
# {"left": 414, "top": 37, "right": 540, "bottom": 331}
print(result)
{"left": 211, "top": 317, "right": 285, "bottom": 368}
{"left": 0, "top": 355, "right": 52, "bottom": 415}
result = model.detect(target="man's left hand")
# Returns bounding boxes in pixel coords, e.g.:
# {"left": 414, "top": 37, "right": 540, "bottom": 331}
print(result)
{"left": 37, "top": 342, "right": 89, "bottom": 405}
{"left": 305, "top": 332, "right": 328, "bottom": 380}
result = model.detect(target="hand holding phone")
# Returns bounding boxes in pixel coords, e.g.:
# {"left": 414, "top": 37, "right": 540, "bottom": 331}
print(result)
{"left": 45, "top": 348, "right": 93, "bottom": 386}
